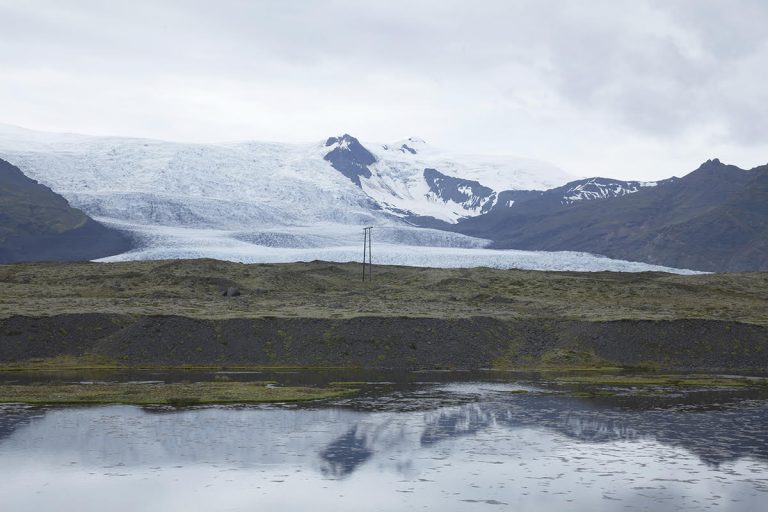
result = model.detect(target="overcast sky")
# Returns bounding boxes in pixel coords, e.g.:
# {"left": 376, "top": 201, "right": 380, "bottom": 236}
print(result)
{"left": 1, "top": 0, "right": 767, "bottom": 180}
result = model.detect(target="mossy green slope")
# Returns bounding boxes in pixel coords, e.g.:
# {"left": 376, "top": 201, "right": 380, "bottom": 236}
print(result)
{"left": 0, "top": 259, "right": 766, "bottom": 324}
{"left": 0, "top": 260, "right": 766, "bottom": 371}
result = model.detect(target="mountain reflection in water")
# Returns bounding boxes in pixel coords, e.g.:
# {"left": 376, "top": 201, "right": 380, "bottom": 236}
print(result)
{"left": 0, "top": 381, "right": 767, "bottom": 511}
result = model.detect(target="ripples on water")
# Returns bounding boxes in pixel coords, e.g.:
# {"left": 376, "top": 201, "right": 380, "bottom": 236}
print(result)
{"left": 0, "top": 372, "right": 767, "bottom": 511}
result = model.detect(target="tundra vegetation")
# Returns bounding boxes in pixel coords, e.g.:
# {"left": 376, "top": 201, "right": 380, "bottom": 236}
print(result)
{"left": 0, "top": 259, "right": 766, "bottom": 379}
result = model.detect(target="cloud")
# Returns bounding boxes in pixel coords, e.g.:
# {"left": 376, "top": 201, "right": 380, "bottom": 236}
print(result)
{"left": 0, "top": 0, "right": 766, "bottom": 179}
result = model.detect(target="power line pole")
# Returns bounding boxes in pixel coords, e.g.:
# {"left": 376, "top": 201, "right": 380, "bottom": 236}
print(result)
{"left": 362, "top": 226, "right": 372, "bottom": 282}
{"left": 368, "top": 226, "right": 372, "bottom": 282}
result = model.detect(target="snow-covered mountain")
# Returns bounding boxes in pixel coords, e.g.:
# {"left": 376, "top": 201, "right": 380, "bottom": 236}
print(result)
{"left": 323, "top": 133, "right": 574, "bottom": 222}
{"left": 0, "top": 124, "right": 698, "bottom": 273}
{"left": 323, "top": 134, "right": 667, "bottom": 221}
{"left": 558, "top": 177, "right": 662, "bottom": 205}
{"left": 488, "top": 176, "right": 669, "bottom": 215}
{"left": 0, "top": 125, "right": 572, "bottom": 226}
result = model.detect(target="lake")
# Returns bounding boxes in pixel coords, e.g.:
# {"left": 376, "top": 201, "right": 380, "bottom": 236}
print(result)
{"left": 1, "top": 370, "right": 767, "bottom": 511}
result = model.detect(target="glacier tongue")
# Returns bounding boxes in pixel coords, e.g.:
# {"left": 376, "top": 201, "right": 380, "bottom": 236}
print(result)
{"left": 96, "top": 220, "right": 700, "bottom": 274}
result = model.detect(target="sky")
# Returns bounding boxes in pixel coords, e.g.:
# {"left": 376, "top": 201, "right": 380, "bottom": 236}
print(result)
{"left": 1, "top": 0, "right": 767, "bottom": 180}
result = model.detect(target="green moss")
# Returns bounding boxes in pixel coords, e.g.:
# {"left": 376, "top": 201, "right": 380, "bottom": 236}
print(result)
{"left": 0, "top": 259, "right": 765, "bottom": 325}
{"left": 0, "top": 356, "right": 361, "bottom": 372}
{"left": 0, "top": 354, "right": 120, "bottom": 371}
{"left": 277, "top": 329, "right": 293, "bottom": 353}
{"left": 568, "top": 390, "right": 617, "bottom": 398}
{"left": 263, "top": 339, "right": 276, "bottom": 361}
{"left": 0, "top": 382, "right": 355, "bottom": 405}
{"left": 539, "top": 348, "right": 610, "bottom": 368}
{"left": 493, "top": 348, "right": 624, "bottom": 371}
{"left": 620, "top": 361, "right": 661, "bottom": 372}
{"left": 322, "top": 325, "right": 344, "bottom": 346}
{"left": 556, "top": 374, "right": 765, "bottom": 387}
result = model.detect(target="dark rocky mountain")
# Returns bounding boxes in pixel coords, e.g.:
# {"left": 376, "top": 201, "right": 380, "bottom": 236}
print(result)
{"left": 556, "top": 177, "right": 669, "bottom": 206}
{"left": 489, "top": 177, "right": 672, "bottom": 215}
{"left": 453, "top": 159, "right": 768, "bottom": 272}
{"left": 0, "top": 158, "right": 131, "bottom": 263}
{"left": 323, "top": 134, "right": 376, "bottom": 187}
{"left": 423, "top": 168, "right": 497, "bottom": 213}
{"left": 409, "top": 175, "right": 669, "bottom": 228}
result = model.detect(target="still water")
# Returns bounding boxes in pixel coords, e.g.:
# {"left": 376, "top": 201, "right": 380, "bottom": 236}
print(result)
{"left": 1, "top": 371, "right": 767, "bottom": 511}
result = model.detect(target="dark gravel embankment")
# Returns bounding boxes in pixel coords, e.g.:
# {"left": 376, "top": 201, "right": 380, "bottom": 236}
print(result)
{"left": 1, "top": 314, "right": 766, "bottom": 371}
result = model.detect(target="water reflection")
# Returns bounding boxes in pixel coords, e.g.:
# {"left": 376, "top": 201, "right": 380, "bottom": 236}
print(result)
{"left": 320, "top": 426, "right": 373, "bottom": 478}
{"left": 1, "top": 381, "right": 767, "bottom": 511}
{"left": 0, "top": 404, "right": 45, "bottom": 441}
{"left": 421, "top": 404, "right": 492, "bottom": 447}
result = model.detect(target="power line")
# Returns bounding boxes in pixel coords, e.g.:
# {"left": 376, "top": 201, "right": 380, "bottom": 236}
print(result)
{"left": 362, "top": 226, "right": 372, "bottom": 282}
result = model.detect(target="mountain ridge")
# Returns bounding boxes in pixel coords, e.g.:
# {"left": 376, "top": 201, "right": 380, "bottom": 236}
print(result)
{"left": 1, "top": 123, "right": 763, "bottom": 272}
{"left": 452, "top": 159, "right": 768, "bottom": 271}
{"left": 0, "top": 158, "right": 131, "bottom": 263}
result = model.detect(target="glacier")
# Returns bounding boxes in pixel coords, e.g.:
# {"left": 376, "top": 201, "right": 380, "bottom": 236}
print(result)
{"left": 96, "top": 223, "right": 702, "bottom": 274}
{"left": 0, "top": 123, "right": 700, "bottom": 274}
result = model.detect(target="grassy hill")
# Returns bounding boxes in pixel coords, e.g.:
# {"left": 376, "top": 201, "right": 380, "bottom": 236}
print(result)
{"left": 0, "top": 259, "right": 766, "bottom": 324}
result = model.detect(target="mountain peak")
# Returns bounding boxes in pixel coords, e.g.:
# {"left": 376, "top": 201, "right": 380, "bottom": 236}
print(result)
{"left": 401, "top": 137, "right": 426, "bottom": 154}
{"left": 381, "top": 136, "right": 427, "bottom": 155}
{"left": 323, "top": 134, "right": 376, "bottom": 187}
{"left": 676, "top": 159, "right": 753, "bottom": 191}
{"left": 697, "top": 158, "right": 725, "bottom": 170}
{"left": 687, "top": 158, "right": 752, "bottom": 180}
{"left": 324, "top": 133, "right": 359, "bottom": 149}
